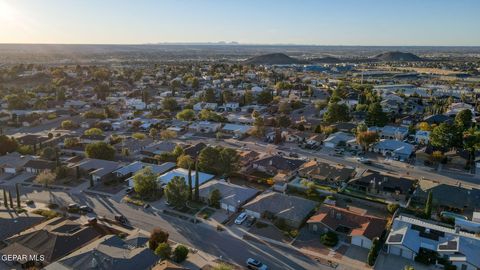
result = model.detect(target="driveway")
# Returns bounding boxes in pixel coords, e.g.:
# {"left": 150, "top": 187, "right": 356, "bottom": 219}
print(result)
{"left": 375, "top": 253, "right": 431, "bottom": 270}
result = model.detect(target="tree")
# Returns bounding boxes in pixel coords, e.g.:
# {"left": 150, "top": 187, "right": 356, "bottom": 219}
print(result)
{"left": 61, "top": 120, "right": 76, "bottom": 129}
{"left": 155, "top": 242, "right": 171, "bottom": 260}
{"left": 431, "top": 150, "right": 444, "bottom": 165}
{"left": 275, "top": 114, "right": 291, "bottom": 128}
{"left": 320, "top": 231, "right": 338, "bottom": 247}
{"left": 177, "top": 154, "right": 193, "bottom": 169}
{"left": 198, "top": 146, "right": 221, "bottom": 174}
{"left": 203, "top": 88, "right": 216, "bottom": 103}
{"left": 176, "top": 109, "right": 196, "bottom": 121}
{"left": 417, "top": 122, "right": 432, "bottom": 131}
{"left": 3, "top": 189, "right": 7, "bottom": 207}
{"left": 463, "top": 129, "right": 480, "bottom": 169}
{"left": 84, "top": 128, "right": 103, "bottom": 136}
{"left": 164, "top": 176, "right": 189, "bottom": 209}
{"left": 160, "top": 130, "right": 176, "bottom": 140}
{"left": 424, "top": 191, "right": 433, "bottom": 219}
{"left": 365, "top": 102, "right": 388, "bottom": 127}
{"left": 85, "top": 142, "right": 115, "bottom": 160}
{"left": 133, "top": 167, "right": 158, "bottom": 199}
{"left": 252, "top": 115, "right": 266, "bottom": 138}
{"left": 8, "top": 191, "right": 13, "bottom": 208}
{"left": 64, "top": 137, "right": 79, "bottom": 148}
{"left": 356, "top": 131, "right": 379, "bottom": 151}
{"left": 15, "top": 183, "right": 21, "bottom": 208}
{"left": 430, "top": 123, "right": 462, "bottom": 150}
{"left": 35, "top": 171, "right": 56, "bottom": 188}
{"left": 188, "top": 164, "right": 193, "bottom": 201}
{"left": 278, "top": 101, "right": 291, "bottom": 114}
{"left": 243, "top": 90, "right": 254, "bottom": 105}
{"left": 218, "top": 148, "right": 239, "bottom": 177}
{"left": 149, "top": 128, "right": 158, "bottom": 139}
{"left": 387, "top": 203, "right": 399, "bottom": 214}
{"left": 149, "top": 228, "right": 169, "bottom": 250}
{"left": 367, "top": 238, "right": 380, "bottom": 266}
{"left": 132, "top": 133, "right": 146, "bottom": 140}
{"left": 455, "top": 109, "right": 473, "bottom": 131}
{"left": 323, "top": 102, "right": 350, "bottom": 124}
{"left": 194, "top": 161, "right": 200, "bottom": 201}
{"left": 40, "top": 146, "right": 57, "bottom": 160}
{"left": 0, "top": 135, "right": 18, "bottom": 155}
{"left": 256, "top": 90, "right": 273, "bottom": 104}
{"left": 209, "top": 189, "right": 221, "bottom": 208}
{"left": 173, "top": 245, "right": 189, "bottom": 263}
{"left": 162, "top": 97, "right": 178, "bottom": 111}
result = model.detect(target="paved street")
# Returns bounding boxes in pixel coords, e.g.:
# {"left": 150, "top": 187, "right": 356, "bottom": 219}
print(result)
{"left": 0, "top": 185, "right": 336, "bottom": 270}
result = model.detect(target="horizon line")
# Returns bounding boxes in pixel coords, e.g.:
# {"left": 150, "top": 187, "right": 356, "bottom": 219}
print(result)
{"left": 0, "top": 42, "right": 479, "bottom": 48}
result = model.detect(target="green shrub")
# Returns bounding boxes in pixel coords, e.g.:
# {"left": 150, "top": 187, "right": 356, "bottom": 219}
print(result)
{"left": 387, "top": 203, "right": 400, "bottom": 214}
{"left": 173, "top": 245, "right": 189, "bottom": 263}
{"left": 155, "top": 243, "right": 171, "bottom": 260}
{"left": 320, "top": 231, "right": 338, "bottom": 247}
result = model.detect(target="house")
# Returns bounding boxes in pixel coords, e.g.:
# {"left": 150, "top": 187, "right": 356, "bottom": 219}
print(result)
{"left": 238, "top": 150, "right": 260, "bottom": 167}
{"left": 298, "top": 160, "right": 356, "bottom": 185}
{"left": 140, "top": 141, "right": 177, "bottom": 157}
{"left": 182, "top": 142, "right": 207, "bottom": 159}
{"left": 415, "top": 130, "right": 431, "bottom": 144}
{"left": 373, "top": 139, "right": 414, "bottom": 160}
{"left": 386, "top": 215, "right": 480, "bottom": 270}
{"left": 79, "top": 134, "right": 108, "bottom": 144}
{"left": 242, "top": 191, "right": 317, "bottom": 229}
{"left": 0, "top": 208, "right": 45, "bottom": 242}
{"left": 348, "top": 170, "right": 416, "bottom": 202}
{"left": 45, "top": 234, "right": 159, "bottom": 270}
{"left": 158, "top": 168, "right": 214, "bottom": 187}
{"left": 15, "top": 134, "right": 49, "bottom": 150}
{"left": 198, "top": 180, "right": 259, "bottom": 212}
{"left": 369, "top": 126, "right": 409, "bottom": 141}
{"left": 423, "top": 114, "right": 453, "bottom": 125}
{"left": 72, "top": 158, "right": 121, "bottom": 183}
{"left": 0, "top": 152, "right": 33, "bottom": 174}
{"left": 193, "top": 102, "right": 218, "bottom": 111}
{"left": 189, "top": 121, "right": 222, "bottom": 133}
{"left": 323, "top": 132, "right": 355, "bottom": 148}
{"left": 307, "top": 205, "right": 387, "bottom": 249}
{"left": 23, "top": 159, "right": 56, "bottom": 174}
{"left": 271, "top": 172, "right": 290, "bottom": 192}
{"left": 251, "top": 155, "right": 306, "bottom": 176}
{"left": 221, "top": 123, "right": 253, "bottom": 138}
{"left": 115, "top": 161, "right": 176, "bottom": 187}
{"left": 0, "top": 217, "right": 110, "bottom": 267}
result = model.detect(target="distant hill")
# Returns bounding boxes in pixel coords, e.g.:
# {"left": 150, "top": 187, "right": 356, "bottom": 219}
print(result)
{"left": 373, "top": 51, "right": 423, "bottom": 62}
{"left": 243, "top": 53, "right": 308, "bottom": 65}
{"left": 309, "top": 56, "right": 343, "bottom": 63}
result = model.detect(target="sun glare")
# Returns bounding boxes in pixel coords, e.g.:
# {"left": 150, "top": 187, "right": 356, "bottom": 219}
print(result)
{"left": 0, "top": 1, "right": 17, "bottom": 22}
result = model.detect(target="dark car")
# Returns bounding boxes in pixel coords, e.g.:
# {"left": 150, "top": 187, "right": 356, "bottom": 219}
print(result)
{"left": 245, "top": 216, "right": 256, "bottom": 227}
{"left": 115, "top": 214, "right": 128, "bottom": 224}
{"left": 289, "top": 152, "right": 299, "bottom": 158}
{"left": 126, "top": 187, "right": 134, "bottom": 194}
{"left": 79, "top": 205, "right": 93, "bottom": 213}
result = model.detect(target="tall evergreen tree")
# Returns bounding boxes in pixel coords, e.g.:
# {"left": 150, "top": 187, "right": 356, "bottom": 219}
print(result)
{"left": 194, "top": 161, "right": 199, "bottom": 201}
{"left": 188, "top": 164, "right": 193, "bottom": 201}
{"left": 15, "top": 183, "right": 20, "bottom": 208}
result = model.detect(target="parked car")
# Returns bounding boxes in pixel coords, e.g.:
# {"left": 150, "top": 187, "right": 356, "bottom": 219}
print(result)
{"left": 246, "top": 258, "right": 268, "bottom": 270}
{"left": 79, "top": 205, "right": 93, "bottom": 213}
{"left": 288, "top": 152, "right": 299, "bottom": 158}
{"left": 143, "top": 203, "right": 151, "bottom": 209}
{"left": 235, "top": 212, "right": 248, "bottom": 225}
{"left": 87, "top": 216, "right": 97, "bottom": 224}
{"left": 357, "top": 157, "right": 372, "bottom": 165}
{"left": 67, "top": 203, "right": 79, "bottom": 210}
{"left": 245, "top": 216, "right": 256, "bottom": 227}
{"left": 126, "top": 187, "right": 134, "bottom": 194}
{"left": 115, "top": 214, "right": 128, "bottom": 224}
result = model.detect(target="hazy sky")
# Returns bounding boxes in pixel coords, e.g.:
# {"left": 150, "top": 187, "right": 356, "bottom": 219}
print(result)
{"left": 1, "top": 0, "right": 479, "bottom": 46}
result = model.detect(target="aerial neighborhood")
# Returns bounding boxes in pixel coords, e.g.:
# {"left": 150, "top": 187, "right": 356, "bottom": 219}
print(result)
{"left": 1, "top": 47, "right": 480, "bottom": 270}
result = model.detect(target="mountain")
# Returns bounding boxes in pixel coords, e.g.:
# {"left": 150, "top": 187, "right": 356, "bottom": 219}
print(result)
{"left": 309, "top": 56, "right": 343, "bottom": 63}
{"left": 243, "top": 53, "right": 308, "bottom": 65}
{"left": 373, "top": 51, "right": 423, "bottom": 62}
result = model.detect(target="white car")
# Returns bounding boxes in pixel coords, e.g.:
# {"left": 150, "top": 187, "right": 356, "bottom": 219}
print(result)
{"left": 246, "top": 258, "right": 268, "bottom": 270}
{"left": 234, "top": 212, "right": 248, "bottom": 225}
{"left": 357, "top": 157, "right": 372, "bottom": 164}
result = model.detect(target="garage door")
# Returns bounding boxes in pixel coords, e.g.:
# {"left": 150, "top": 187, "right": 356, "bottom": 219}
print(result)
{"left": 351, "top": 237, "right": 362, "bottom": 247}
{"left": 389, "top": 246, "right": 401, "bottom": 256}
